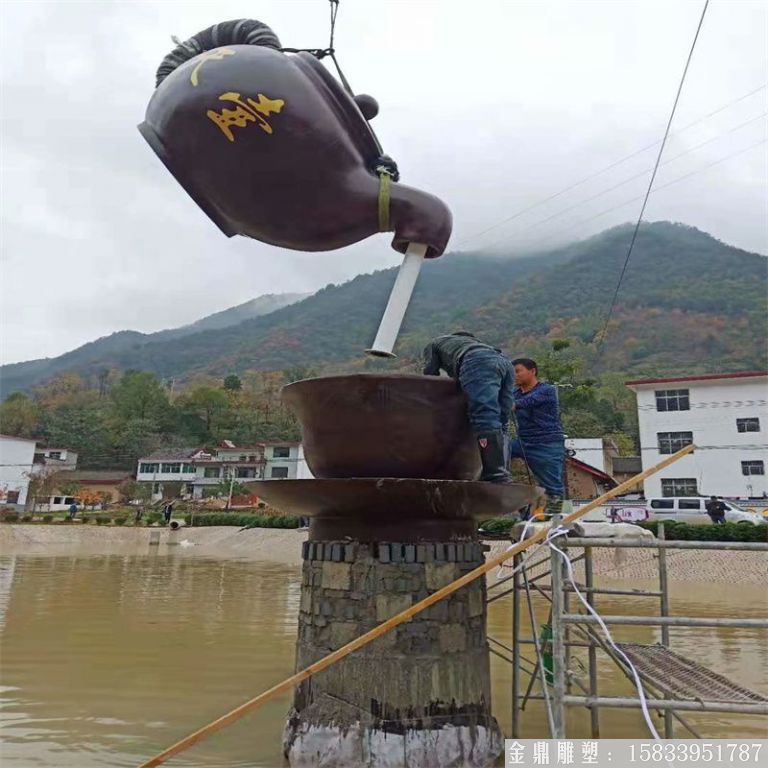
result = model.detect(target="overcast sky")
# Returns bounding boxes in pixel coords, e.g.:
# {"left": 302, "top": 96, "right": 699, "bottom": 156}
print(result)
{"left": 1, "top": 0, "right": 766, "bottom": 365}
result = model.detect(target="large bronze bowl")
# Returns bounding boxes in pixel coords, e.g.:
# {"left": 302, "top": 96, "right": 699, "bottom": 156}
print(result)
{"left": 282, "top": 374, "right": 481, "bottom": 480}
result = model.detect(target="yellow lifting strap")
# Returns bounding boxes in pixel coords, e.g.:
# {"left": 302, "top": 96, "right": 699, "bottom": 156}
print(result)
{"left": 378, "top": 170, "right": 392, "bottom": 232}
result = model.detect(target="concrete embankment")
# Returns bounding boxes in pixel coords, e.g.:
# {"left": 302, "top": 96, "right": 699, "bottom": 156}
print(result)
{"left": 1, "top": 525, "right": 765, "bottom": 584}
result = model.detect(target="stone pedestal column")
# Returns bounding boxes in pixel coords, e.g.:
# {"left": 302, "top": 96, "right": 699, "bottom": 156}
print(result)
{"left": 283, "top": 540, "right": 503, "bottom": 768}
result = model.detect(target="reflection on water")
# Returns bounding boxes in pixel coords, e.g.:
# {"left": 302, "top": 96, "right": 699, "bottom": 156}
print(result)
{"left": 0, "top": 554, "right": 765, "bottom": 767}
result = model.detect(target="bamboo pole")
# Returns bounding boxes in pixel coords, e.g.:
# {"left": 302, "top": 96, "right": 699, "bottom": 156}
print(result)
{"left": 138, "top": 443, "right": 694, "bottom": 768}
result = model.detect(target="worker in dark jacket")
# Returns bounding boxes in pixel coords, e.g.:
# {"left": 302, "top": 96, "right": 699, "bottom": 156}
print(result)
{"left": 423, "top": 332, "right": 514, "bottom": 483}
{"left": 509, "top": 358, "right": 565, "bottom": 517}
{"left": 705, "top": 496, "right": 727, "bottom": 524}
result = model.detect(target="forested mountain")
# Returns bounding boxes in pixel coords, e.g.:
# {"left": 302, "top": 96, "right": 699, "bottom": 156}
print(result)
{"left": 2, "top": 222, "right": 764, "bottom": 470}
{"left": 0, "top": 292, "right": 309, "bottom": 396}
{"left": 1, "top": 221, "right": 765, "bottom": 398}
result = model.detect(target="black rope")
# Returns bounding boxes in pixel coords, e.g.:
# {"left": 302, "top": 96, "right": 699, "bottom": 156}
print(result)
{"left": 281, "top": 1, "right": 354, "bottom": 95}
{"left": 593, "top": 0, "right": 710, "bottom": 362}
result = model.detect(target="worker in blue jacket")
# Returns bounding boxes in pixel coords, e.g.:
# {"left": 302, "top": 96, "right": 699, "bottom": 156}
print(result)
{"left": 509, "top": 358, "right": 566, "bottom": 517}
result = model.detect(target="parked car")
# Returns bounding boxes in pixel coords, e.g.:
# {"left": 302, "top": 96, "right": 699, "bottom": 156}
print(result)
{"left": 645, "top": 497, "right": 767, "bottom": 525}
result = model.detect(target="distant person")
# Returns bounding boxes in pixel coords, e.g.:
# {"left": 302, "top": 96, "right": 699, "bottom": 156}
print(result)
{"left": 68, "top": 502, "right": 78, "bottom": 520}
{"left": 163, "top": 501, "right": 174, "bottom": 524}
{"left": 134, "top": 507, "right": 144, "bottom": 525}
{"left": 705, "top": 495, "right": 727, "bottom": 525}
{"left": 423, "top": 331, "right": 514, "bottom": 484}
{"left": 509, "top": 358, "right": 566, "bottom": 518}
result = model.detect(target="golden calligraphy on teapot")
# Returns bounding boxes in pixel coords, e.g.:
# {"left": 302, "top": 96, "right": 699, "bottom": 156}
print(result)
{"left": 190, "top": 48, "right": 236, "bottom": 86}
{"left": 206, "top": 92, "right": 286, "bottom": 142}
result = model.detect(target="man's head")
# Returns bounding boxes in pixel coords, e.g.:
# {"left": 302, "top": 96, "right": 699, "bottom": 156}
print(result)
{"left": 512, "top": 358, "right": 538, "bottom": 388}
{"left": 710, "top": 495, "right": 718, "bottom": 501}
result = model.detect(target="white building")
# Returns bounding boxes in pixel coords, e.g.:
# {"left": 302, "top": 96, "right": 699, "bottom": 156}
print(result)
{"left": 136, "top": 441, "right": 311, "bottom": 500}
{"left": 626, "top": 371, "right": 768, "bottom": 498}
{"left": 0, "top": 434, "right": 37, "bottom": 506}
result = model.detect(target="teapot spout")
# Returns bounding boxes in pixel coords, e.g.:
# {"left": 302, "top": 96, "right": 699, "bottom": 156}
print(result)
{"left": 388, "top": 183, "right": 452, "bottom": 258}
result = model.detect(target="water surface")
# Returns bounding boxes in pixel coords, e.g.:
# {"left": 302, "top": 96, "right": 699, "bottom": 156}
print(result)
{"left": 0, "top": 551, "right": 765, "bottom": 767}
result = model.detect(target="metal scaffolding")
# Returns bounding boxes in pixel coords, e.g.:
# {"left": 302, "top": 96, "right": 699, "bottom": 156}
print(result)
{"left": 487, "top": 522, "right": 768, "bottom": 738}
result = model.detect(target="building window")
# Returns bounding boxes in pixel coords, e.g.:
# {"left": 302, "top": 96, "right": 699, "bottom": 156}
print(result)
{"left": 273, "top": 446, "right": 290, "bottom": 458}
{"left": 239, "top": 454, "right": 247, "bottom": 462}
{"left": 203, "top": 467, "right": 220, "bottom": 478}
{"left": 270, "top": 466, "right": 289, "bottom": 479}
{"left": 185, "top": 483, "right": 195, "bottom": 495}
{"left": 661, "top": 478, "right": 698, "bottom": 497}
{"left": 657, "top": 431, "right": 693, "bottom": 455}
{"left": 49, "top": 451, "right": 62, "bottom": 460}
{"left": 655, "top": 389, "right": 690, "bottom": 412}
{"left": 182, "top": 463, "right": 196, "bottom": 474}
{"left": 737, "top": 418, "right": 760, "bottom": 433}
{"left": 741, "top": 461, "right": 765, "bottom": 476}
{"left": 237, "top": 467, "right": 257, "bottom": 479}
{"left": 153, "top": 483, "right": 161, "bottom": 494}
{"left": 139, "top": 463, "right": 159, "bottom": 474}
{"left": 248, "top": 454, "right": 257, "bottom": 462}
{"left": 161, "top": 463, "right": 181, "bottom": 474}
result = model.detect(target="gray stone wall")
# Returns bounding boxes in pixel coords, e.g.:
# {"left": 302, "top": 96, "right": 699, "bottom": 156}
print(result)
{"left": 287, "top": 541, "right": 497, "bottom": 737}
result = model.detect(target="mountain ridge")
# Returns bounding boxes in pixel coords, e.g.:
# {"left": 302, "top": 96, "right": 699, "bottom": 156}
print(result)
{"left": 1, "top": 221, "right": 765, "bottom": 395}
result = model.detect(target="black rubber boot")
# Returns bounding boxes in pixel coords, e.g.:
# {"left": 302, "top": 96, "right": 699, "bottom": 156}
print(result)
{"left": 543, "top": 494, "right": 564, "bottom": 519}
{"left": 477, "top": 431, "right": 514, "bottom": 484}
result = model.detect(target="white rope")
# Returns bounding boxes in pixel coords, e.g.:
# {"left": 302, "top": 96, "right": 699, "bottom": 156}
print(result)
{"left": 492, "top": 518, "right": 661, "bottom": 739}
{"left": 545, "top": 525, "right": 661, "bottom": 740}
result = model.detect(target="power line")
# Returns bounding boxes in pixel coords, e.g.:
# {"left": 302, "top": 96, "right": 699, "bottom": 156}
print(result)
{"left": 458, "top": 81, "right": 765, "bottom": 246}
{"left": 522, "top": 138, "right": 766, "bottom": 250}
{"left": 593, "top": 0, "right": 710, "bottom": 360}
{"left": 484, "top": 112, "right": 766, "bottom": 245}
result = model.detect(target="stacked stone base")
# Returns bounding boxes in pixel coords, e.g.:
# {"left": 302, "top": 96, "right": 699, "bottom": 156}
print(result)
{"left": 283, "top": 541, "right": 503, "bottom": 768}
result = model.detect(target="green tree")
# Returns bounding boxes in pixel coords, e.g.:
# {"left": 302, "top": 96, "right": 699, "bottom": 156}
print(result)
{"left": 117, "top": 479, "right": 152, "bottom": 504}
{"left": 177, "top": 384, "right": 229, "bottom": 438}
{"left": 110, "top": 371, "right": 170, "bottom": 423}
{"left": 58, "top": 479, "right": 82, "bottom": 498}
{"left": 223, "top": 374, "right": 242, "bottom": 391}
{"left": 0, "top": 392, "right": 40, "bottom": 436}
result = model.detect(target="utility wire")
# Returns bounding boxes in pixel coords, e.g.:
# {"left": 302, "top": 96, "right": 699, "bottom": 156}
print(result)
{"left": 458, "top": 81, "right": 765, "bottom": 246}
{"left": 483, "top": 112, "right": 766, "bottom": 246}
{"left": 522, "top": 138, "right": 765, "bottom": 251}
{"left": 594, "top": 0, "right": 710, "bottom": 360}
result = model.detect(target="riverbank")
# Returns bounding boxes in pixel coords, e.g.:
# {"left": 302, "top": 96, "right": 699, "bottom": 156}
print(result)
{"left": 2, "top": 525, "right": 766, "bottom": 584}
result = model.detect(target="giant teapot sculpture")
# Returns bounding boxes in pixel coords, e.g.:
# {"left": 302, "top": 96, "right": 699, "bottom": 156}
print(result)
{"left": 138, "top": 20, "right": 452, "bottom": 353}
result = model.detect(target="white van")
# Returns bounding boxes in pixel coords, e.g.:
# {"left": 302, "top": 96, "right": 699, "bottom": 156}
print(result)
{"left": 646, "top": 497, "right": 766, "bottom": 526}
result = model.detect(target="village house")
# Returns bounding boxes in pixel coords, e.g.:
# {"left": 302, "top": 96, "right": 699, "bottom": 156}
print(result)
{"left": 0, "top": 434, "right": 38, "bottom": 506}
{"left": 136, "top": 440, "right": 310, "bottom": 500}
{"left": 44, "top": 470, "right": 135, "bottom": 511}
{"left": 0, "top": 434, "right": 83, "bottom": 508}
{"left": 565, "top": 437, "right": 643, "bottom": 497}
{"left": 626, "top": 371, "right": 768, "bottom": 498}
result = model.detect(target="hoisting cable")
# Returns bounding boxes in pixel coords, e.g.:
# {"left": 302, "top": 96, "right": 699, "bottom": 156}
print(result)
{"left": 594, "top": 0, "right": 710, "bottom": 360}
{"left": 280, "top": 1, "right": 354, "bottom": 96}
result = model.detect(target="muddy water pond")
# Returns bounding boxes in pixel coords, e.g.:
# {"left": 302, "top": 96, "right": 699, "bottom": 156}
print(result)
{"left": 0, "top": 551, "right": 765, "bottom": 767}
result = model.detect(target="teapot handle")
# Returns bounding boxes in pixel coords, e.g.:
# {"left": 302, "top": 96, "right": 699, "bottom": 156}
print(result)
{"left": 366, "top": 242, "right": 427, "bottom": 358}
